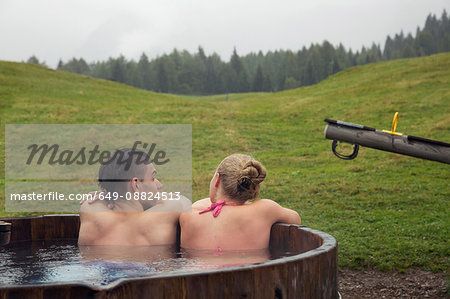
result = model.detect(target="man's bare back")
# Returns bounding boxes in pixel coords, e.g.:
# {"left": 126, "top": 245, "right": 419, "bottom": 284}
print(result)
{"left": 78, "top": 199, "right": 181, "bottom": 245}
{"left": 78, "top": 154, "right": 191, "bottom": 246}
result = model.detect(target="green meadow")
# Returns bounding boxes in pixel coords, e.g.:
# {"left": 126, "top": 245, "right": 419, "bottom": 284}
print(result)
{"left": 0, "top": 53, "right": 449, "bottom": 272}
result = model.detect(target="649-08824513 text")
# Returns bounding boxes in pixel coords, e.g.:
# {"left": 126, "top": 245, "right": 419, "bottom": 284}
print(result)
{"left": 9, "top": 191, "right": 181, "bottom": 201}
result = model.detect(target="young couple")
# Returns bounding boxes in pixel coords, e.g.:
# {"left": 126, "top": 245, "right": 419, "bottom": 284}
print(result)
{"left": 79, "top": 149, "right": 300, "bottom": 251}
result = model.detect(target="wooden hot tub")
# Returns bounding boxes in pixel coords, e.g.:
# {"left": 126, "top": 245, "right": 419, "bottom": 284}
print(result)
{"left": 0, "top": 215, "right": 338, "bottom": 298}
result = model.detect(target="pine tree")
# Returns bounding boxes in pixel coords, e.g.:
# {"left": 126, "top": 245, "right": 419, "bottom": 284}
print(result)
{"left": 252, "top": 65, "right": 264, "bottom": 91}
{"left": 205, "top": 54, "right": 221, "bottom": 94}
{"left": 238, "top": 71, "right": 250, "bottom": 92}
{"left": 383, "top": 36, "right": 393, "bottom": 60}
{"left": 415, "top": 31, "right": 435, "bottom": 56}
{"left": 27, "top": 55, "right": 40, "bottom": 64}
{"left": 284, "top": 77, "right": 299, "bottom": 90}
{"left": 229, "top": 48, "right": 250, "bottom": 92}
{"left": 156, "top": 60, "right": 168, "bottom": 93}
{"left": 77, "top": 58, "right": 90, "bottom": 74}
{"left": 320, "top": 41, "right": 335, "bottom": 77}
{"left": 230, "top": 47, "right": 243, "bottom": 74}
{"left": 110, "top": 56, "right": 126, "bottom": 83}
{"left": 138, "top": 53, "right": 151, "bottom": 90}
{"left": 303, "top": 46, "right": 321, "bottom": 85}
{"left": 331, "top": 57, "right": 341, "bottom": 74}
{"left": 197, "top": 46, "right": 207, "bottom": 62}
{"left": 262, "top": 74, "right": 272, "bottom": 92}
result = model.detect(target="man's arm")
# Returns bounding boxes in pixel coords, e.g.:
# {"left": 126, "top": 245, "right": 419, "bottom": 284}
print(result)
{"left": 191, "top": 198, "right": 211, "bottom": 211}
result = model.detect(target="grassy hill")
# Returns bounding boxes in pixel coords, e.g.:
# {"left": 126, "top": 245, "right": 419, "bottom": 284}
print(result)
{"left": 1, "top": 53, "right": 449, "bottom": 272}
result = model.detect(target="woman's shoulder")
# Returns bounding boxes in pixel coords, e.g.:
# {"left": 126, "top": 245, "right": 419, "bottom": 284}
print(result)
{"left": 251, "top": 198, "right": 281, "bottom": 209}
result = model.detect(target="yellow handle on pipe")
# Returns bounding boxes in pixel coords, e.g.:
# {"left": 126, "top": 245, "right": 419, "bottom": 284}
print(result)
{"left": 382, "top": 112, "right": 403, "bottom": 136}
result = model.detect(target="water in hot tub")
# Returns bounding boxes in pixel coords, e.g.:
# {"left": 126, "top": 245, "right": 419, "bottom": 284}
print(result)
{"left": 0, "top": 240, "right": 301, "bottom": 287}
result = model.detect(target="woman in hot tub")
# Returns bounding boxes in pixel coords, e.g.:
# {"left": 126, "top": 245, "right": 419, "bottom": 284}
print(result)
{"left": 180, "top": 154, "right": 301, "bottom": 250}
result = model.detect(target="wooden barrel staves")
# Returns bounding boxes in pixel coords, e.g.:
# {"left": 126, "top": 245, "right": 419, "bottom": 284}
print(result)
{"left": 0, "top": 215, "right": 338, "bottom": 299}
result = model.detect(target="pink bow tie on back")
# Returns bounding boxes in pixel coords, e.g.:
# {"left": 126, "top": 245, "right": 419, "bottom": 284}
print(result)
{"left": 198, "top": 200, "right": 235, "bottom": 217}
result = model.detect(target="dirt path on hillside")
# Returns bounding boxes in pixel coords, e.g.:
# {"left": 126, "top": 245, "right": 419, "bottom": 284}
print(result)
{"left": 338, "top": 268, "right": 449, "bottom": 298}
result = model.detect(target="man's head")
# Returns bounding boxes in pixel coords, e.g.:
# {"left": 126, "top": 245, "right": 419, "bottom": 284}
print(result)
{"left": 98, "top": 148, "right": 162, "bottom": 200}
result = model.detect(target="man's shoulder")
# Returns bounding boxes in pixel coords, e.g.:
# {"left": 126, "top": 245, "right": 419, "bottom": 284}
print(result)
{"left": 79, "top": 201, "right": 124, "bottom": 229}
{"left": 80, "top": 200, "right": 112, "bottom": 213}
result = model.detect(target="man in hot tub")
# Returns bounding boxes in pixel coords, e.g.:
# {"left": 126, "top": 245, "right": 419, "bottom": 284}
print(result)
{"left": 78, "top": 148, "right": 191, "bottom": 246}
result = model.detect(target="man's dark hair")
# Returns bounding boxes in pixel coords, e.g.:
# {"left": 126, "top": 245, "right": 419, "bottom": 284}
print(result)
{"left": 98, "top": 148, "right": 151, "bottom": 195}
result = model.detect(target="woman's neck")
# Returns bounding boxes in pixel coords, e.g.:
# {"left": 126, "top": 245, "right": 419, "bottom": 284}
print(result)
{"left": 213, "top": 195, "right": 246, "bottom": 206}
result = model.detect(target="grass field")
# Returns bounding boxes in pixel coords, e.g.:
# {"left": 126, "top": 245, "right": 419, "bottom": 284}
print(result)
{"left": 0, "top": 53, "right": 449, "bottom": 272}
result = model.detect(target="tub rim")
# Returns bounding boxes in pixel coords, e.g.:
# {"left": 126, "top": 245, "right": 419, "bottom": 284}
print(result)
{"left": 0, "top": 215, "right": 337, "bottom": 291}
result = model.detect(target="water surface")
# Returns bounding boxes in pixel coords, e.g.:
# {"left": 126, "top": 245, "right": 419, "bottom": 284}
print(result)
{"left": 0, "top": 239, "right": 303, "bottom": 287}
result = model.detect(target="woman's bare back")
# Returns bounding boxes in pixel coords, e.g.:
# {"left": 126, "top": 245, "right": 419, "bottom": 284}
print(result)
{"left": 180, "top": 198, "right": 300, "bottom": 250}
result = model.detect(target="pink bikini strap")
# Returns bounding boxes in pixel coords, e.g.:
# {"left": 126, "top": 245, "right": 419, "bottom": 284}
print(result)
{"left": 198, "top": 200, "right": 235, "bottom": 217}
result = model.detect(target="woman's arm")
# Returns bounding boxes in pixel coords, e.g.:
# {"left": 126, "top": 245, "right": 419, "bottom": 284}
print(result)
{"left": 258, "top": 199, "right": 301, "bottom": 225}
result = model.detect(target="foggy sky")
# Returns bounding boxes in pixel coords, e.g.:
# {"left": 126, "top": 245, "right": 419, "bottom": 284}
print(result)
{"left": 0, "top": 0, "right": 448, "bottom": 67}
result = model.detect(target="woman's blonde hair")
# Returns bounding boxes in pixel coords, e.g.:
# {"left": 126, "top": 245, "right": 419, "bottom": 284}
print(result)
{"left": 216, "top": 154, "right": 266, "bottom": 203}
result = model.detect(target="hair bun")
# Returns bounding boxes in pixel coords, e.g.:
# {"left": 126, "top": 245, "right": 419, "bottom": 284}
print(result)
{"left": 237, "top": 176, "right": 252, "bottom": 191}
{"left": 217, "top": 154, "right": 267, "bottom": 202}
{"left": 241, "top": 160, "right": 266, "bottom": 184}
